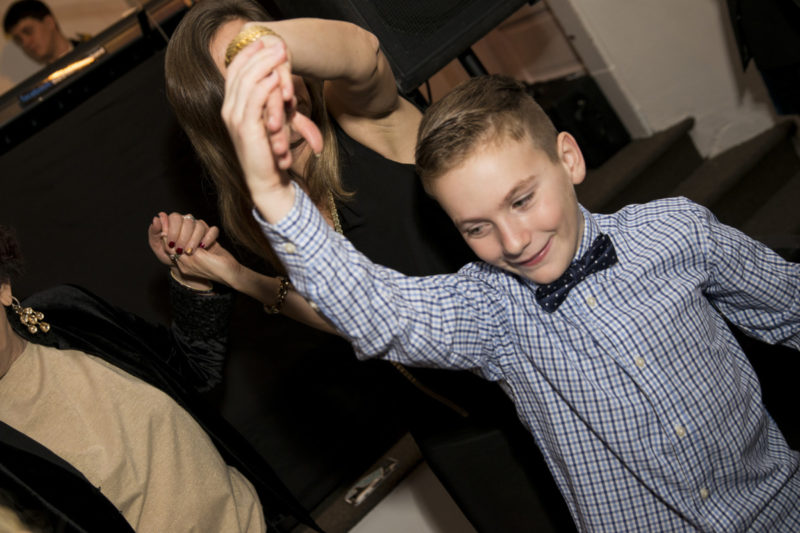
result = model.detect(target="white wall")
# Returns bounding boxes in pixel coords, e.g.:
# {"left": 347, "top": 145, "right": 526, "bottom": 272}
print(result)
{"left": 351, "top": 462, "right": 477, "bottom": 533}
{"left": 0, "top": 0, "right": 130, "bottom": 94}
{"left": 547, "top": 0, "right": 777, "bottom": 156}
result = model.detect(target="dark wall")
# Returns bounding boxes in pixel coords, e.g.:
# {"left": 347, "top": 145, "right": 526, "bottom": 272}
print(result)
{"left": 1, "top": 49, "right": 215, "bottom": 323}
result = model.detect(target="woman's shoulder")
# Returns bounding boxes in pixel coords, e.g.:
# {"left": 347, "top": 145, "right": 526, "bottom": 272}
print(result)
{"left": 332, "top": 97, "right": 422, "bottom": 164}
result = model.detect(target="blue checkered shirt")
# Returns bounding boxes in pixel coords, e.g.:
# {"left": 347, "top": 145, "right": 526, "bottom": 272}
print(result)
{"left": 257, "top": 184, "right": 800, "bottom": 532}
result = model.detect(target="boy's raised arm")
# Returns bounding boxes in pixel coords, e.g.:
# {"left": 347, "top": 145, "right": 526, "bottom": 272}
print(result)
{"left": 220, "top": 61, "right": 505, "bottom": 376}
{"left": 252, "top": 181, "right": 506, "bottom": 378}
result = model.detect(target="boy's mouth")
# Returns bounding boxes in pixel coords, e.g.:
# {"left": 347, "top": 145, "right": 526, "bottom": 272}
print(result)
{"left": 515, "top": 237, "right": 552, "bottom": 268}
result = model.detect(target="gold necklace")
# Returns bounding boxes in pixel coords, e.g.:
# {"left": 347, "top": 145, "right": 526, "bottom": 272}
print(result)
{"left": 327, "top": 190, "right": 342, "bottom": 234}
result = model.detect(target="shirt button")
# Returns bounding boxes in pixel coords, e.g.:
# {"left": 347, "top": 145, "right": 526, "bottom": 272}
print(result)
{"left": 308, "top": 301, "right": 319, "bottom": 312}
{"left": 674, "top": 424, "right": 687, "bottom": 438}
{"left": 634, "top": 356, "right": 645, "bottom": 369}
{"left": 586, "top": 296, "right": 597, "bottom": 308}
{"left": 284, "top": 243, "right": 297, "bottom": 254}
{"left": 699, "top": 487, "right": 710, "bottom": 500}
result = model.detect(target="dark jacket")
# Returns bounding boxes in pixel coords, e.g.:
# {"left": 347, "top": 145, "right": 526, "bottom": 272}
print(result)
{"left": 1, "top": 282, "right": 322, "bottom": 532}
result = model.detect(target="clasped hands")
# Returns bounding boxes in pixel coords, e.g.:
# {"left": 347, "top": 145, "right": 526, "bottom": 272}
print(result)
{"left": 221, "top": 24, "right": 323, "bottom": 191}
{"left": 148, "top": 212, "right": 241, "bottom": 291}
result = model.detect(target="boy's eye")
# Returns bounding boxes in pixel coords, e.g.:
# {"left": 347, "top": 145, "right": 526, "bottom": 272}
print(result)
{"left": 512, "top": 194, "right": 533, "bottom": 209}
{"left": 464, "top": 225, "right": 488, "bottom": 238}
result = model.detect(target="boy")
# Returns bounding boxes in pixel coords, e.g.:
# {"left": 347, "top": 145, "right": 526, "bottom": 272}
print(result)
{"left": 227, "top": 70, "right": 800, "bottom": 530}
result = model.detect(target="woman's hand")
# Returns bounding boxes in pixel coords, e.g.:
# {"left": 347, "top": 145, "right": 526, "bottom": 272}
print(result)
{"left": 149, "top": 212, "right": 226, "bottom": 290}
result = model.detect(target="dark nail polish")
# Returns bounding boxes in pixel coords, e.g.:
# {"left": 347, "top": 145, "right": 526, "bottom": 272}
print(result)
{"left": 168, "top": 241, "right": 175, "bottom": 248}
{"left": 176, "top": 248, "right": 183, "bottom": 255}
{"left": 199, "top": 242, "right": 205, "bottom": 249}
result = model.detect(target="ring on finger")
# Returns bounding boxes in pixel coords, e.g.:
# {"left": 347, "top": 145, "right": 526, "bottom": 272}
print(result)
{"left": 169, "top": 253, "right": 179, "bottom": 264}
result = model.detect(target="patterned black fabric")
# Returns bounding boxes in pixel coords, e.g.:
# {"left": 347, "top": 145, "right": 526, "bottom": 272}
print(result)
{"left": 168, "top": 277, "right": 233, "bottom": 391}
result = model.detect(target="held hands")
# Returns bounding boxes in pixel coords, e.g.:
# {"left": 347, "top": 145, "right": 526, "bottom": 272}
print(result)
{"left": 221, "top": 25, "right": 323, "bottom": 221}
{"left": 147, "top": 211, "right": 335, "bottom": 331}
{"left": 148, "top": 212, "right": 242, "bottom": 290}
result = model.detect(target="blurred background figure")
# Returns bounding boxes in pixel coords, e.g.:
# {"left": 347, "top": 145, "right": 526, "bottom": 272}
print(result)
{"left": 3, "top": 0, "right": 88, "bottom": 65}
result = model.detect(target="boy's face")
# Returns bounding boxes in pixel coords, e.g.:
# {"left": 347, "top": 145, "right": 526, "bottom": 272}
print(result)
{"left": 430, "top": 132, "right": 586, "bottom": 285}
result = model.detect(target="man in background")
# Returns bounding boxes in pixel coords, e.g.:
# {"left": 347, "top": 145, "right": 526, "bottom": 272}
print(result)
{"left": 3, "top": 0, "right": 88, "bottom": 65}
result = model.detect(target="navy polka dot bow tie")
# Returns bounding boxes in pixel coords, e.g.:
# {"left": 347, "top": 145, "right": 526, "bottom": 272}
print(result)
{"left": 535, "top": 233, "right": 617, "bottom": 313}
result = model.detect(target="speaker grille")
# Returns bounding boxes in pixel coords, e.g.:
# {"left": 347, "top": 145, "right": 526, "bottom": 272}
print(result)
{"left": 265, "top": 0, "right": 531, "bottom": 94}
{"left": 373, "top": 0, "right": 469, "bottom": 35}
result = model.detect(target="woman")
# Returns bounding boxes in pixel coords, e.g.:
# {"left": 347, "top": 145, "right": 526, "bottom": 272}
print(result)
{"left": 165, "top": 0, "right": 471, "bottom": 281}
{"left": 165, "top": 2, "right": 573, "bottom": 531}
{"left": 0, "top": 222, "right": 321, "bottom": 533}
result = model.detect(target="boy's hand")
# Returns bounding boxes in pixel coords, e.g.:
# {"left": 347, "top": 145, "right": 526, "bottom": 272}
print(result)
{"left": 222, "top": 36, "right": 323, "bottom": 222}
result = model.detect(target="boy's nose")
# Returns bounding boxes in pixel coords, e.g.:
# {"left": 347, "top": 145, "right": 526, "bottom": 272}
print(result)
{"left": 498, "top": 224, "right": 528, "bottom": 258}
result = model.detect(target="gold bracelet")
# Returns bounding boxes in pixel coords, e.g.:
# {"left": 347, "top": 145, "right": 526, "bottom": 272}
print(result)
{"left": 169, "top": 269, "right": 214, "bottom": 293}
{"left": 264, "top": 276, "right": 292, "bottom": 314}
{"left": 225, "top": 25, "right": 281, "bottom": 67}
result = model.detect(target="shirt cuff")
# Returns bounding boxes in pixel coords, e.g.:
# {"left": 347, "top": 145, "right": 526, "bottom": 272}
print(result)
{"left": 251, "top": 181, "right": 337, "bottom": 278}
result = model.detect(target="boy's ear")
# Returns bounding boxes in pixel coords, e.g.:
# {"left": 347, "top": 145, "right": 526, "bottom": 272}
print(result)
{"left": 43, "top": 14, "right": 56, "bottom": 31}
{"left": 556, "top": 132, "right": 586, "bottom": 185}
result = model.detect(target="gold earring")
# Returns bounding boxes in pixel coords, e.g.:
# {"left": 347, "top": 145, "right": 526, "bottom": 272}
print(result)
{"left": 10, "top": 296, "right": 50, "bottom": 334}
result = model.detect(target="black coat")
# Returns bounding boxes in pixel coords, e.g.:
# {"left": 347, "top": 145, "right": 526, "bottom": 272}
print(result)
{"left": 1, "top": 282, "right": 322, "bottom": 532}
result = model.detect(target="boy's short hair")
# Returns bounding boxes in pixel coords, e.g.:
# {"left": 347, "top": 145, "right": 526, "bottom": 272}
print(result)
{"left": 415, "top": 74, "right": 559, "bottom": 190}
{"left": 3, "top": 0, "right": 52, "bottom": 34}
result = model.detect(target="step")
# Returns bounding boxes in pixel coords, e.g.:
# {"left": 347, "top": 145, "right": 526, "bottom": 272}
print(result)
{"left": 709, "top": 123, "right": 800, "bottom": 230}
{"left": 578, "top": 117, "right": 700, "bottom": 213}
{"left": 672, "top": 120, "right": 798, "bottom": 210}
{"left": 740, "top": 170, "right": 800, "bottom": 258}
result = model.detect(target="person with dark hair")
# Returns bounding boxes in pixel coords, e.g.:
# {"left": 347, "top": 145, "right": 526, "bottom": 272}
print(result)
{"left": 3, "top": 0, "right": 87, "bottom": 64}
{"left": 228, "top": 69, "right": 800, "bottom": 531}
{"left": 165, "top": 2, "right": 573, "bottom": 530}
{"left": 0, "top": 220, "right": 322, "bottom": 532}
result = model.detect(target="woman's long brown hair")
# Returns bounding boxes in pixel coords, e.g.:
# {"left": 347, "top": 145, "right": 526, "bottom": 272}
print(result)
{"left": 164, "top": 0, "right": 345, "bottom": 271}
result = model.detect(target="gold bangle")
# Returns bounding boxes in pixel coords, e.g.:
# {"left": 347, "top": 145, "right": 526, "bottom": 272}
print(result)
{"left": 225, "top": 25, "right": 281, "bottom": 67}
{"left": 264, "top": 276, "right": 292, "bottom": 314}
{"left": 170, "top": 269, "right": 214, "bottom": 293}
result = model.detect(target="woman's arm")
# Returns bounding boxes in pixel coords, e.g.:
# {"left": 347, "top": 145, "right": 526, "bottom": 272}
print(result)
{"left": 258, "top": 18, "right": 422, "bottom": 162}
{"left": 268, "top": 18, "right": 398, "bottom": 117}
{"left": 149, "top": 212, "right": 338, "bottom": 334}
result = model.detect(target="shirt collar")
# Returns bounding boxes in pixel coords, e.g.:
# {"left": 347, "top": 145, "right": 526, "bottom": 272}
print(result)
{"left": 573, "top": 204, "right": 601, "bottom": 262}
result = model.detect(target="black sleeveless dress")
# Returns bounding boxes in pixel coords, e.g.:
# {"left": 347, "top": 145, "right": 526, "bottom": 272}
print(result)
{"left": 332, "top": 121, "right": 575, "bottom": 533}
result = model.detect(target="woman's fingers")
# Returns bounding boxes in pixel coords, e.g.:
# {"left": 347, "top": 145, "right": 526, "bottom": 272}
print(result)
{"left": 198, "top": 225, "right": 219, "bottom": 251}
{"left": 148, "top": 214, "right": 173, "bottom": 266}
{"left": 161, "top": 213, "right": 209, "bottom": 257}
{"left": 224, "top": 41, "right": 287, "bottom": 131}
{"left": 236, "top": 23, "right": 294, "bottom": 101}
{"left": 291, "top": 111, "right": 324, "bottom": 156}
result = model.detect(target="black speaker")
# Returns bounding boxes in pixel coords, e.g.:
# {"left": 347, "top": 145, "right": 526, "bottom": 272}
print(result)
{"left": 260, "top": 0, "right": 532, "bottom": 94}
{"left": 527, "top": 74, "right": 631, "bottom": 169}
